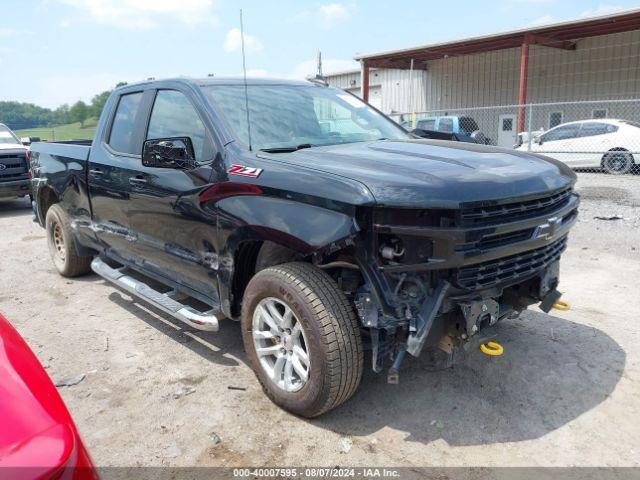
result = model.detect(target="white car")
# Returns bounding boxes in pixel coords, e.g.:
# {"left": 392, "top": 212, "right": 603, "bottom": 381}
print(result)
{"left": 516, "top": 119, "right": 639, "bottom": 174}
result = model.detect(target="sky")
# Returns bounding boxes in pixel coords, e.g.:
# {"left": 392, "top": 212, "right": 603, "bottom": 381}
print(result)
{"left": 1, "top": 0, "right": 639, "bottom": 109}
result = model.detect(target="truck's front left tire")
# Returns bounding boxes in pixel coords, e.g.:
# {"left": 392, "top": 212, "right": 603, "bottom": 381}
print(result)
{"left": 241, "top": 262, "right": 363, "bottom": 417}
{"left": 45, "top": 204, "right": 92, "bottom": 277}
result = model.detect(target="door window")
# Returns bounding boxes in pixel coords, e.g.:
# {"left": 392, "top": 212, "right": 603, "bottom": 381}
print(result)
{"left": 592, "top": 109, "right": 607, "bottom": 119}
{"left": 108, "top": 92, "right": 144, "bottom": 154}
{"left": 549, "top": 111, "right": 563, "bottom": 128}
{"left": 576, "top": 122, "right": 617, "bottom": 138}
{"left": 147, "top": 90, "right": 209, "bottom": 163}
{"left": 541, "top": 125, "right": 578, "bottom": 142}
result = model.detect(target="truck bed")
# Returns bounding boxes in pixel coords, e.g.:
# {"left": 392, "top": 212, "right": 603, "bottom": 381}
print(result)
{"left": 30, "top": 141, "right": 92, "bottom": 161}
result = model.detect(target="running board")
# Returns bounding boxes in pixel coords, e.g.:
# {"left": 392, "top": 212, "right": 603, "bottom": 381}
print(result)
{"left": 91, "top": 257, "right": 220, "bottom": 332}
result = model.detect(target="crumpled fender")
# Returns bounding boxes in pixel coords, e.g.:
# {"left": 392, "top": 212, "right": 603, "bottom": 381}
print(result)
{"left": 218, "top": 194, "right": 359, "bottom": 255}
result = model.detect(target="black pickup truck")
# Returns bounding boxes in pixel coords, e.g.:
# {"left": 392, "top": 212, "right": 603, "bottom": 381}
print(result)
{"left": 30, "top": 78, "right": 579, "bottom": 417}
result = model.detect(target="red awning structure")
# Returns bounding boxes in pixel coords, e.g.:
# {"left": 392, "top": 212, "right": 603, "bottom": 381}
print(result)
{"left": 355, "top": 9, "right": 640, "bottom": 130}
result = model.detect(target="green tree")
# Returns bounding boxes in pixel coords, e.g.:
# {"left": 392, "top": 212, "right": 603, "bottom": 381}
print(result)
{"left": 90, "top": 91, "right": 111, "bottom": 119}
{"left": 52, "top": 104, "right": 70, "bottom": 125}
{"left": 1, "top": 81, "right": 127, "bottom": 130}
{"left": 69, "top": 101, "right": 89, "bottom": 127}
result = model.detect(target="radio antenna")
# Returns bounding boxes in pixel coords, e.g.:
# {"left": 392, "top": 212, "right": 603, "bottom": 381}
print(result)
{"left": 240, "top": 9, "right": 253, "bottom": 151}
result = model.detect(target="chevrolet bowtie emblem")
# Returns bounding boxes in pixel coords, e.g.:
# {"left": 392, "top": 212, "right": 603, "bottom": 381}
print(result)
{"left": 535, "top": 216, "right": 563, "bottom": 240}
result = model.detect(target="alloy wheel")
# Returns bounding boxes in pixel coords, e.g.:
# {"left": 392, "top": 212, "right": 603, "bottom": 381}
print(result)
{"left": 252, "top": 297, "right": 310, "bottom": 393}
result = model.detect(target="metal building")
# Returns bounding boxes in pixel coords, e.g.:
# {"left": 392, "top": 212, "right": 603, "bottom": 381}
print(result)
{"left": 323, "top": 9, "right": 640, "bottom": 147}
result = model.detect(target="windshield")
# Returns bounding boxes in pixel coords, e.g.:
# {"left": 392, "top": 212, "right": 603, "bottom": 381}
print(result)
{"left": 203, "top": 84, "right": 409, "bottom": 151}
{"left": 0, "top": 125, "right": 21, "bottom": 146}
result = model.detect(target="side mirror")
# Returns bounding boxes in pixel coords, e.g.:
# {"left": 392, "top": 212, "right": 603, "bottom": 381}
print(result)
{"left": 142, "top": 137, "right": 196, "bottom": 170}
{"left": 21, "top": 137, "right": 31, "bottom": 146}
{"left": 534, "top": 136, "right": 542, "bottom": 145}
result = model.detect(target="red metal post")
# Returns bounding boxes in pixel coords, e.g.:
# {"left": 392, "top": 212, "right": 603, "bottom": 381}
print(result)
{"left": 361, "top": 61, "right": 370, "bottom": 103}
{"left": 517, "top": 39, "right": 530, "bottom": 133}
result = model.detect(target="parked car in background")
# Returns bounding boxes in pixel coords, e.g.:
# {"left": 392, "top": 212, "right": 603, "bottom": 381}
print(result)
{"left": 410, "top": 127, "right": 479, "bottom": 143}
{"left": 514, "top": 129, "right": 545, "bottom": 148}
{"left": 517, "top": 119, "right": 639, "bottom": 174}
{"left": 0, "top": 313, "right": 97, "bottom": 479}
{"left": 416, "top": 115, "right": 492, "bottom": 145}
{"left": 0, "top": 123, "right": 31, "bottom": 200}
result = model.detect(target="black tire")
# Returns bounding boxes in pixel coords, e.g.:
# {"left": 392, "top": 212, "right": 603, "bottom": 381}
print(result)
{"left": 241, "top": 262, "right": 363, "bottom": 417}
{"left": 45, "top": 204, "right": 92, "bottom": 277}
{"left": 602, "top": 150, "right": 634, "bottom": 175}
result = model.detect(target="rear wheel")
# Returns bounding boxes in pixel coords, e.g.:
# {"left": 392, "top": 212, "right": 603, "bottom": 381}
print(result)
{"left": 602, "top": 150, "right": 634, "bottom": 175}
{"left": 241, "top": 262, "right": 363, "bottom": 417}
{"left": 46, "top": 204, "right": 92, "bottom": 277}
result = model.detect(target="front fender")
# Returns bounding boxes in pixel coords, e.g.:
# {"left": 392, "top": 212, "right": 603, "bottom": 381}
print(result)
{"left": 215, "top": 194, "right": 360, "bottom": 318}
{"left": 219, "top": 195, "right": 359, "bottom": 255}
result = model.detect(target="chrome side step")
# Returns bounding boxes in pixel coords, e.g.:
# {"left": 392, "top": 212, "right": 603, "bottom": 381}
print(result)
{"left": 91, "top": 257, "right": 220, "bottom": 332}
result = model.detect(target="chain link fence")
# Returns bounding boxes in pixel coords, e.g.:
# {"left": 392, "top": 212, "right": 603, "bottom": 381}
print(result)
{"left": 390, "top": 99, "right": 640, "bottom": 175}
{"left": 390, "top": 99, "right": 640, "bottom": 227}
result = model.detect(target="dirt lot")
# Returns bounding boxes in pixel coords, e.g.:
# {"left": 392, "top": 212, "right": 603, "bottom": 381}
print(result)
{"left": 1, "top": 172, "right": 639, "bottom": 468}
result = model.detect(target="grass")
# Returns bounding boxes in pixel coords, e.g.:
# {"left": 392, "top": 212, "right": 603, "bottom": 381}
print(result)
{"left": 15, "top": 118, "right": 97, "bottom": 142}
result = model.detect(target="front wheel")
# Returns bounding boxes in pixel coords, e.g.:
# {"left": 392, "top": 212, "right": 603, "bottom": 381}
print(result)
{"left": 602, "top": 151, "right": 634, "bottom": 175}
{"left": 241, "top": 262, "right": 363, "bottom": 417}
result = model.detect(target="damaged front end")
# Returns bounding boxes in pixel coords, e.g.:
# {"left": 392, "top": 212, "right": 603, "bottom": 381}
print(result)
{"left": 333, "top": 187, "right": 579, "bottom": 382}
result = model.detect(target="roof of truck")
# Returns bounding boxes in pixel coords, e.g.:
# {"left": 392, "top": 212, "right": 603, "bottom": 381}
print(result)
{"left": 116, "top": 77, "right": 314, "bottom": 91}
{"left": 196, "top": 77, "right": 311, "bottom": 87}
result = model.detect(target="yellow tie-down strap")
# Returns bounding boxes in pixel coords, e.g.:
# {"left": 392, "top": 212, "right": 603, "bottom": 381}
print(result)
{"left": 480, "top": 341, "right": 504, "bottom": 356}
{"left": 552, "top": 300, "right": 570, "bottom": 311}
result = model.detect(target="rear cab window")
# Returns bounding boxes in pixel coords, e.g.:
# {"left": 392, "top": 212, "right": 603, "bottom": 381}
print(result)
{"left": 108, "top": 92, "right": 144, "bottom": 154}
{"left": 438, "top": 118, "right": 454, "bottom": 133}
{"left": 417, "top": 119, "right": 436, "bottom": 130}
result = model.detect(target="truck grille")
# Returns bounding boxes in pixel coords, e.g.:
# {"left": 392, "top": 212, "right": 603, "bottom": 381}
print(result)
{"left": 460, "top": 188, "right": 573, "bottom": 227}
{"left": 455, "top": 236, "right": 567, "bottom": 290}
{"left": 475, "top": 228, "right": 535, "bottom": 250}
{"left": 0, "top": 152, "right": 28, "bottom": 182}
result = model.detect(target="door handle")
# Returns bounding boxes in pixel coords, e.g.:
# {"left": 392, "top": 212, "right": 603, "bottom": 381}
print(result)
{"left": 89, "top": 168, "right": 104, "bottom": 176}
{"left": 129, "top": 176, "right": 148, "bottom": 185}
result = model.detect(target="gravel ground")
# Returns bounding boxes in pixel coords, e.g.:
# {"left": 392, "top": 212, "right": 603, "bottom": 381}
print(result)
{"left": 1, "top": 171, "right": 639, "bottom": 468}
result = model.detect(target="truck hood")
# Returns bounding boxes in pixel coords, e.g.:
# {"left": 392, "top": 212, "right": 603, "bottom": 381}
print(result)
{"left": 276, "top": 139, "right": 576, "bottom": 208}
{"left": 0, "top": 144, "right": 26, "bottom": 151}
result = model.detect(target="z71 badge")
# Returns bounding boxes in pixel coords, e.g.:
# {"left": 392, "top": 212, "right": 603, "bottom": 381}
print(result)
{"left": 227, "top": 164, "right": 263, "bottom": 178}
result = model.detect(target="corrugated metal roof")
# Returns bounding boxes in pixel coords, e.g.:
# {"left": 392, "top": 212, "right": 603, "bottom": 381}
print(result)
{"left": 354, "top": 8, "right": 640, "bottom": 68}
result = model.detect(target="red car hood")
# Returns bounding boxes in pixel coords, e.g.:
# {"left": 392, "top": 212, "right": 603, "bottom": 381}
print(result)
{"left": 0, "top": 314, "right": 96, "bottom": 479}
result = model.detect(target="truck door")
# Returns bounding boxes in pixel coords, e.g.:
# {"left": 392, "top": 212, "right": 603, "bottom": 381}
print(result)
{"left": 127, "top": 89, "right": 220, "bottom": 303}
{"left": 87, "top": 89, "right": 152, "bottom": 262}
{"left": 531, "top": 124, "right": 580, "bottom": 165}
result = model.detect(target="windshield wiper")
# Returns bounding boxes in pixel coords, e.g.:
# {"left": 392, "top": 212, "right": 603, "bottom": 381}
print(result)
{"left": 259, "top": 143, "right": 314, "bottom": 153}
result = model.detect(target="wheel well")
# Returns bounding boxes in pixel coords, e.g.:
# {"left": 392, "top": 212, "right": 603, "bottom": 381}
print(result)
{"left": 37, "top": 187, "right": 59, "bottom": 224}
{"left": 601, "top": 148, "right": 633, "bottom": 166}
{"left": 231, "top": 241, "right": 300, "bottom": 317}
